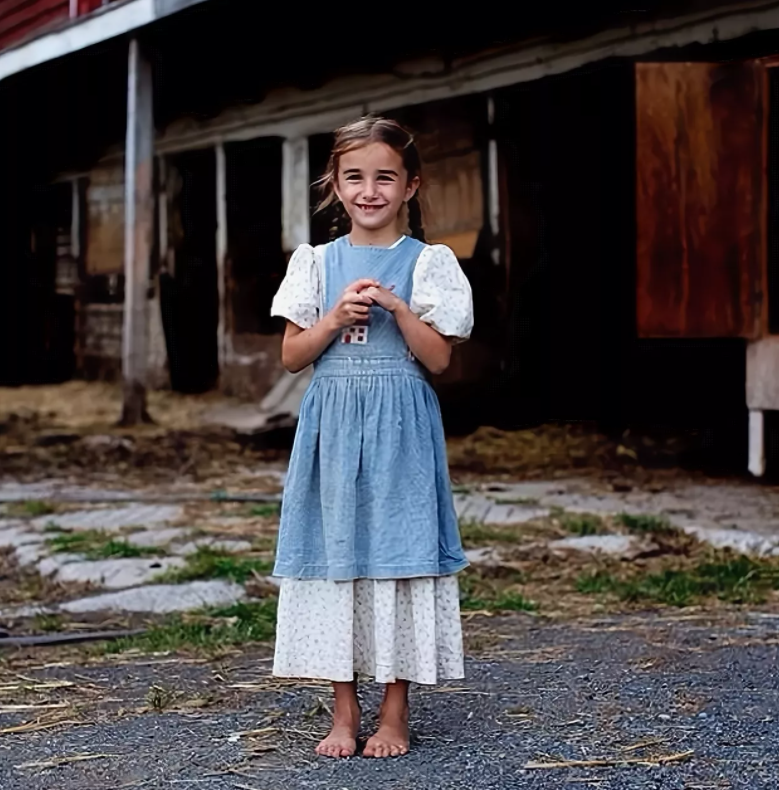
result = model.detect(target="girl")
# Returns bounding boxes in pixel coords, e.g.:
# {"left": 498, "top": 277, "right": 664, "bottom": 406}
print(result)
{"left": 270, "top": 116, "right": 473, "bottom": 759}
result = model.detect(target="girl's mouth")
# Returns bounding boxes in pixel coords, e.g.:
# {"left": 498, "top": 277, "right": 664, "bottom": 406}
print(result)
{"left": 356, "top": 204, "right": 387, "bottom": 213}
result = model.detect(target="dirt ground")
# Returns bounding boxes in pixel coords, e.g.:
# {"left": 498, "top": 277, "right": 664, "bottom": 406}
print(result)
{"left": 0, "top": 382, "right": 729, "bottom": 488}
{"left": 1, "top": 382, "right": 778, "bottom": 789}
{"left": 0, "top": 610, "right": 777, "bottom": 789}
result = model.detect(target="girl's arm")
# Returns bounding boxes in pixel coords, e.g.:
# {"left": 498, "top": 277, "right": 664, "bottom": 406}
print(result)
{"left": 393, "top": 303, "right": 452, "bottom": 375}
{"left": 363, "top": 286, "right": 452, "bottom": 375}
{"left": 281, "top": 278, "right": 378, "bottom": 373}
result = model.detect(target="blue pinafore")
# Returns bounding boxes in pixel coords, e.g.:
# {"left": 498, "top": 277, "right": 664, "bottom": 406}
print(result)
{"left": 273, "top": 235, "right": 468, "bottom": 581}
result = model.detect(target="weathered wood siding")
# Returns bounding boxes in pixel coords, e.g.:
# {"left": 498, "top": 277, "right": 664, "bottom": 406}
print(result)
{"left": 636, "top": 61, "right": 765, "bottom": 338}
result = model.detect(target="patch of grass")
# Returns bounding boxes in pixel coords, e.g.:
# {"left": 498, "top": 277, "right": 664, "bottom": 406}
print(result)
{"left": 617, "top": 513, "right": 679, "bottom": 536}
{"left": 452, "top": 485, "right": 471, "bottom": 495}
{"left": 576, "top": 571, "right": 617, "bottom": 595}
{"left": 32, "top": 613, "right": 64, "bottom": 633}
{"left": 459, "top": 519, "right": 521, "bottom": 547}
{"left": 155, "top": 546, "right": 273, "bottom": 584}
{"left": 104, "top": 599, "right": 278, "bottom": 655}
{"left": 248, "top": 503, "right": 281, "bottom": 518}
{"left": 8, "top": 500, "right": 56, "bottom": 518}
{"left": 458, "top": 567, "right": 535, "bottom": 612}
{"left": 251, "top": 536, "right": 277, "bottom": 552}
{"left": 561, "top": 513, "right": 606, "bottom": 536}
{"left": 577, "top": 555, "right": 779, "bottom": 607}
{"left": 461, "top": 590, "right": 537, "bottom": 613}
{"left": 45, "top": 530, "right": 165, "bottom": 560}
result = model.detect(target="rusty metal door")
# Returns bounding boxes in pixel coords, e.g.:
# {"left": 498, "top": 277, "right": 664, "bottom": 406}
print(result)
{"left": 636, "top": 62, "right": 766, "bottom": 339}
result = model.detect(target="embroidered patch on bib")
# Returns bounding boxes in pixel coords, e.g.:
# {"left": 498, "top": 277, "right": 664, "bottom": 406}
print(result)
{"left": 341, "top": 326, "right": 368, "bottom": 344}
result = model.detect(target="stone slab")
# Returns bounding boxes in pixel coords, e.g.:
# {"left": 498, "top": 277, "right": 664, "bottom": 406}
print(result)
{"left": 39, "top": 556, "right": 186, "bottom": 589}
{"left": 34, "top": 504, "right": 183, "bottom": 533}
{"left": 59, "top": 580, "right": 247, "bottom": 614}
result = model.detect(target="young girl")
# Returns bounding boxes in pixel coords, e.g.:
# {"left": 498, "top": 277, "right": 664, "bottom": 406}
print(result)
{"left": 270, "top": 116, "right": 473, "bottom": 759}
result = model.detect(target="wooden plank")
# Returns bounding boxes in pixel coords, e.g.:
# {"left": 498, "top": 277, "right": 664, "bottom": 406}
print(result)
{"left": 121, "top": 37, "right": 154, "bottom": 425}
{"left": 636, "top": 62, "right": 765, "bottom": 338}
{"left": 281, "top": 137, "right": 309, "bottom": 253}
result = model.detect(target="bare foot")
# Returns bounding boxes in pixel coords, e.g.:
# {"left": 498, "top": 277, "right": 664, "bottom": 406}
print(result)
{"left": 363, "top": 717, "right": 410, "bottom": 758}
{"left": 315, "top": 682, "right": 361, "bottom": 759}
{"left": 364, "top": 681, "right": 410, "bottom": 758}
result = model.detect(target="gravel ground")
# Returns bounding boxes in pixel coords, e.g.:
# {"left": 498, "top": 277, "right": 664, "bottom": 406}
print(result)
{"left": 1, "top": 610, "right": 777, "bottom": 790}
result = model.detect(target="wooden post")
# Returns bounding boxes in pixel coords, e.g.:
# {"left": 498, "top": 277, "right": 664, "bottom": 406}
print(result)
{"left": 486, "top": 95, "right": 500, "bottom": 266}
{"left": 749, "top": 409, "right": 766, "bottom": 477}
{"left": 121, "top": 37, "right": 154, "bottom": 425}
{"left": 215, "top": 142, "right": 228, "bottom": 375}
{"left": 282, "top": 137, "right": 310, "bottom": 253}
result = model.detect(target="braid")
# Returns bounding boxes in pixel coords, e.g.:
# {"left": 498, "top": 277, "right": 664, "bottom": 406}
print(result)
{"left": 407, "top": 194, "right": 426, "bottom": 243}
{"left": 329, "top": 201, "right": 351, "bottom": 240}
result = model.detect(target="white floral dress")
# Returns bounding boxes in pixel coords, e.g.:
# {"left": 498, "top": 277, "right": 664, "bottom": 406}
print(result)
{"left": 270, "top": 236, "right": 473, "bottom": 685}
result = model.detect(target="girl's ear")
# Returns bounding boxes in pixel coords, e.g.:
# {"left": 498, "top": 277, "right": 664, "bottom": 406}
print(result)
{"left": 405, "top": 176, "right": 420, "bottom": 203}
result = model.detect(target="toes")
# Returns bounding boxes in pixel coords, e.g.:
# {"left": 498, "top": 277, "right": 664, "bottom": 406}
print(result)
{"left": 389, "top": 745, "right": 400, "bottom": 757}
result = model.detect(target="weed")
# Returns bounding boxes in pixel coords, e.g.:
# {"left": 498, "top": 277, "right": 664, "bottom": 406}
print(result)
{"left": 576, "top": 571, "right": 617, "bottom": 595}
{"left": 561, "top": 513, "right": 606, "bottom": 536}
{"left": 8, "top": 500, "right": 55, "bottom": 518}
{"left": 154, "top": 546, "right": 273, "bottom": 584}
{"left": 251, "top": 536, "right": 277, "bottom": 552}
{"left": 461, "top": 591, "right": 537, "bottom": 613}
{"left": 577, "top": 555, "right": 779, "bottom": 607}
{"left": 45, "top": 530, "right": 165, "bottom": 560}
{"left": 459, "top": 520, "right": 522, "bottom": 547}
{"left": 105, "top": 599, "right": 278, "bottom": 655}
{"left": 146, "top": 684, "right": 178, "bottom": 712}
{"left": 32, "top": 613, "right": 64, "bottom": 633}
{"left": 248, "top": 503, "right": 281, "bottom": 519}
{"left": 618, "top": 513, "right": 679, "bottom": 537}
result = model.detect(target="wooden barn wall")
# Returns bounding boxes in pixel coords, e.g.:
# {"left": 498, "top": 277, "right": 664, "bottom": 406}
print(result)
{"left": 635, "top": 61, "right": 765, "bottom": 339}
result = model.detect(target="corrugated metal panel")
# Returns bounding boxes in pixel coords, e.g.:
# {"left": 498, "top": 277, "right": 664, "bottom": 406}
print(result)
{"left": 0, "top": 0, "right": 120, "bottom": 51}
{"left": 0, "top": 0, "right": 68, "bottom": 49}
{"left": 636, "top": 61, "right": 765, "bottom": 338}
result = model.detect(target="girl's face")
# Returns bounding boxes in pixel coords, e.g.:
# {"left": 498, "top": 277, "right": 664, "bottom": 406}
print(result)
{"left": 335, "top": 142, "right": 419, "bottom": 235}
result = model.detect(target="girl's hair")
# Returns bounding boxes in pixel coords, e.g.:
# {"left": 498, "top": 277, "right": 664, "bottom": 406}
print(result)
{"left": 315, "top": 115, "right": 427, "bottom": 242}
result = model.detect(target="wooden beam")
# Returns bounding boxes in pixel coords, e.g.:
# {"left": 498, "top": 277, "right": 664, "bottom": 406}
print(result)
{"left": 157, "top": 0, "right": 779, "bottom": 155}
{"left": 749, "top": 410, "right": 766, "bottom": 477}
{"left": 215, "top": 142, "right": 228, "bottom": 373}
{"left": 282, "top": 137, "right": 310, "bottom": 253}
{"left": 121, "top": 36, "right": 154, "bottom": 426}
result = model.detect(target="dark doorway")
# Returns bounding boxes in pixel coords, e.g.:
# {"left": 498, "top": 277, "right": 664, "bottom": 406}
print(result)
{"left": 163, "top": 149, "right": 219, "bottom": 393}
{"left": 225, "top": 137, "right": 285, "bottom": 336}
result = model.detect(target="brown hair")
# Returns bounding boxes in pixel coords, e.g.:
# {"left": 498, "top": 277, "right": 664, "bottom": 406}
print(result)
{"left": 315, "top": 115, "right": 426, "bottom": 242}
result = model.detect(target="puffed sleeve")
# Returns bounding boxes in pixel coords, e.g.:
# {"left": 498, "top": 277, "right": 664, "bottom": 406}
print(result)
{"left": 409, "top": 244, "right": 473, "bottom": 343}
{"left": 270, "top": 244, "right": 321, "bottom": 329}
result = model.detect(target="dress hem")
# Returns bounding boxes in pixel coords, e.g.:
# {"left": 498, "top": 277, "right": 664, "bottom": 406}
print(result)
{"left": 272, "top": 558, "right": 469, "bottom": 581}
{"left": 271, "top": 667, "right": 466, "bottom": 686}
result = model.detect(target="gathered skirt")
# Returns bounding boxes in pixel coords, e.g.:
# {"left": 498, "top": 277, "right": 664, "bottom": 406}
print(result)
{"left": 272, "top": 575, "right": 464, "bottom": 685}
{"left": 273, "top": 359, "right": 468, "bottom": 581}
